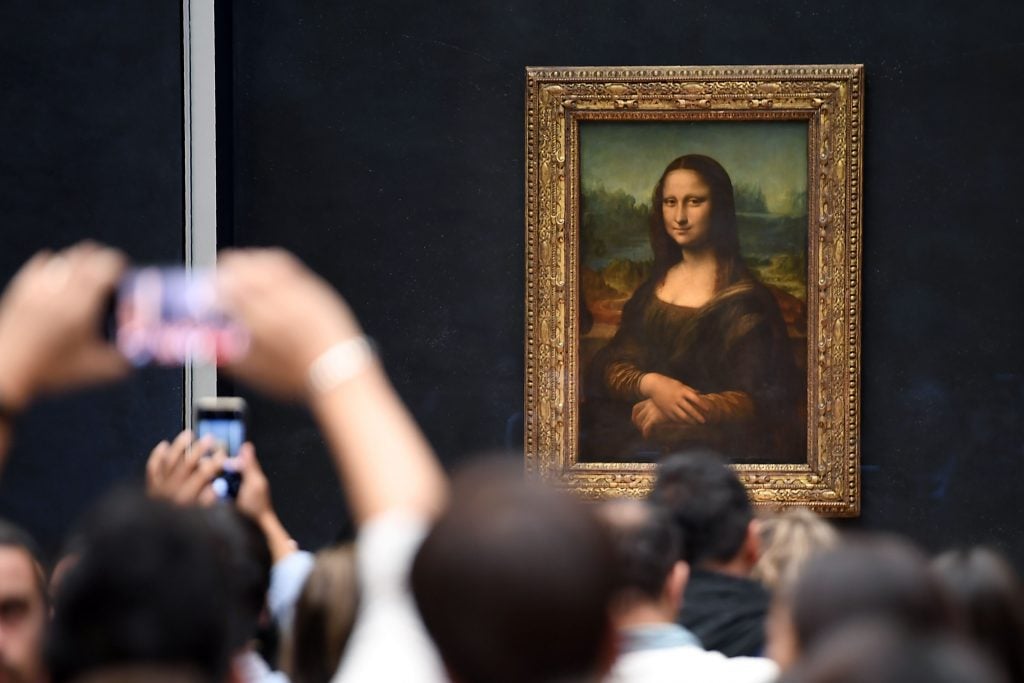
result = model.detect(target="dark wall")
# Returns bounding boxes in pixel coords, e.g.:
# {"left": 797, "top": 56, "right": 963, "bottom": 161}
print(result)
{"left": 1, "top": 1, "right": 1022, "bottom": 566}
{"left": 224, "top": 0, "right": 1024, "bottom": 563}
{"left": 0, "top": 2, "right": 185, "bottom": 559}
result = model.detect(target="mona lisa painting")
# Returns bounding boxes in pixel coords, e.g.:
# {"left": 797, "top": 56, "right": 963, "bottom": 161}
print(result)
{"left": 525, "top": 66, "right": 864, "bottom": 515}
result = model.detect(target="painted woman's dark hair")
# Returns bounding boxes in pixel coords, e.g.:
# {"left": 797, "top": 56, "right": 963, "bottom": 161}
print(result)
{"left": 648, "top": 154, "right": 749, "bottom": 289}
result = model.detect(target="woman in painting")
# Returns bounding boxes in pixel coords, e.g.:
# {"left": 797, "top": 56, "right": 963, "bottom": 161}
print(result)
{"left": 582, "top": 154, "right": 804, "bottom": 463}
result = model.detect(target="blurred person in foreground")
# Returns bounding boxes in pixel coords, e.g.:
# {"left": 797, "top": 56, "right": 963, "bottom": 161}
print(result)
{"left": 412, "top": 461, "right": 618, "bottom": 683}
{"left": 933, "top": 546, "right": 1024, "bottom": 682}
{"left": 650, "top": 451, "right": 768, "bottom": 656}
{"left": 0, "top": 521, "right": 48, "bottom": 683}
{"left": 46, "top": 492, "right": 235, "bottom": 683}
{"left": 217, "top": 248, "right": 448, "bottom": 681}
{"left": 766, "top": 534, "right": 955, "bottom": 673}
{"left": 595, "top": 500, "right": 777, "bottom": 683}
{"left": 779, "top": 619, "right": 1007, "bottom": 683}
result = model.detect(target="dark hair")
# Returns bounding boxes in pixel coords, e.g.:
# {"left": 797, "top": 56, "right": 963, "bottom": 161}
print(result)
{"left": 286, "top": 544, "right": 359, "bottom": 683}
{"left": 648, "top": 154, "right": 750, "bottom": 289}
{"left": 788, "top": 535, "right": 954, "bottom": 653}
{"left": 411, "top": 461, "right": 616, "bottom": 683}
{"left": 780, "top": 619, "right": 1008, "bottom": 683}
{"left": 0, "top": 518, "right": 47, "bottom": 604}
{"left": 933, "top": 546, "right": 1024, "bottom": 682}
{"left": 650, "top": 450, "right": 752, "bottom": 565}
{"left": 46, "top": 492, "right": 233, "bottom": 683}
{"left": 199, "top": 506, "right": 272, "bottom": 651}
{"left": 596, "top": 500, "right": 682, "bottom": 602}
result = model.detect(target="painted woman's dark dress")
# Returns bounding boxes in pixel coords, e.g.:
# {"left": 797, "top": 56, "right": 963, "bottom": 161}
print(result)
{"left": 581, "top": 276, "right": 805, "bottom": 463}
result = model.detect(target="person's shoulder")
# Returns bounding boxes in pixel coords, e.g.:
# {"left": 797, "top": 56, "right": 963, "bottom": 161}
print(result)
{"left": 609, "top": 646, "right": 778, "bottom": 683}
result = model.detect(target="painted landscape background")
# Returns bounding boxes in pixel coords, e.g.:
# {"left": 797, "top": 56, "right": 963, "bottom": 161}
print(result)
{"left": 579, "top": 121, "right": 809, "bottom": 366}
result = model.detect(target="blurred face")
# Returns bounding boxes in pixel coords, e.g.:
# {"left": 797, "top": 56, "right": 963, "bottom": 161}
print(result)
{"left": 0, "top": 548, "right": 45, "bottom": 683}
{"left": 661, "top": 169, "right": 713, "bottom": 250}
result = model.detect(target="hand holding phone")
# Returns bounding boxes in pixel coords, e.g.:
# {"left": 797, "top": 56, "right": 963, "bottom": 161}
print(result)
{"left": 145, "top": 430, "right": 228, "bottom": 505}
{"left": 113, "top": 267, "right": 249, "bottom": 367}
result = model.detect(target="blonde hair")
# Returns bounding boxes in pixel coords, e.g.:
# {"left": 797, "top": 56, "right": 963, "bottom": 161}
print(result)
{"left": 754, "top": 508, "right": 838, "bottom": 591}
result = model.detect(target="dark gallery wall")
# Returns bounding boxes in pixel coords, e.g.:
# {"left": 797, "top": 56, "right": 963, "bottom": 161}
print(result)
{"left": 0, "top": 2, "right": 185, "bottom": 557}
{"left": 0, "top": 1, "right": 1022, "bottom": 566}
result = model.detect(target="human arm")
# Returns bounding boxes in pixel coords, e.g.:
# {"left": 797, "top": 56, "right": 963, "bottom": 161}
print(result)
{"left": 0, "top": 243, "right": 130, "bottom": 471}
{"left": 217, "top": 249, "right": 447, "bottom": 526}
{"left": 231, "top": 442, "right": 300, "bottom": 562}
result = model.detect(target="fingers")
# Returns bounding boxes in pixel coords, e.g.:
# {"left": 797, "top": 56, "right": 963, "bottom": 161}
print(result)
{"left": 670, "top": 386, "right": 712, "bottom": 424}
{"left": 218, "top": 248, "right": 298, "bottom": 307}
{"left": 631, "top": 400, "right": 661, "bottom": 438}
{"left": 149, "top": 430, "right": 209, "bottom": 501}
{"left": 39, "top": 242, "right": 124, "bottom": 302}
{"left": 166, "top": 432, "right": 214, "bottom": 492}
{"left": 233, "top": 441, "right": 273, "bottom": 520}
{"left": 233, "top": 442, "right": 261, "bottom": 474}
{"left": 197, "top": 486, "right": 218, "bottom": 507}
{"left": 671, "top": 398, "right": 705, "bottom": 424}
{"left": 149, "top": 430, "right": 230, "bottom": 506}
{"left": 217, "top": 248, "right": 361, "bottom": 398}
{"left": 163, "top": 430, "right": 196, "bottom": 483}
{"left": 176, "top": 449, "right": 228, "bottom": 504}
{"left": 146, "top": 439, "right": 170, "bottom": 492}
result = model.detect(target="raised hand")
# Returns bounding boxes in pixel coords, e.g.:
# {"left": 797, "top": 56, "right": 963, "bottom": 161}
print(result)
{"left": 146, "top": 430, "right": 228, "bottom": 506}
{"left": 217, "top": 248, "right": 365, "bottom": 399}
{"left": 0, "top": 242, "right": 129, "bottom": 410}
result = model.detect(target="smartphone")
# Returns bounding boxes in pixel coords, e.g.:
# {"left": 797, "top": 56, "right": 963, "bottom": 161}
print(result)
{"left": 112, "top": 267, "right": 249, "bottom": 366}
{"left": 194, "top": 396, "right": 248, "bottom": 500}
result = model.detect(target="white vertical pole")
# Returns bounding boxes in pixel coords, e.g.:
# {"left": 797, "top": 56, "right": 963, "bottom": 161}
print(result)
{"left": 182, "top": 0, "right": 218, "bottom": 429}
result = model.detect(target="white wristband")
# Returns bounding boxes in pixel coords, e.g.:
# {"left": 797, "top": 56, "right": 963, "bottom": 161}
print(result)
{"left": 307, "top": 336, "right": 375, "bottom": 395}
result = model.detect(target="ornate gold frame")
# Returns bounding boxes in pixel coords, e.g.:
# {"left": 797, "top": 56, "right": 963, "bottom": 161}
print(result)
{"left": 524, "top": 65, "right": 864, "bottom": 515}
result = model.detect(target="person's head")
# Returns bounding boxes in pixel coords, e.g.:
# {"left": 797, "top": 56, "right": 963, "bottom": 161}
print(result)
{"left": 0, "top": 520, "right": 47, "bottom": 683}
{"left": 594, "top": 500, "right": 687, "bottom": 624}
{"left": 411, "top": 461, "right": 617, "bottom": 683}
{"left": 768, "top": 535, "right": 954, "bottom": 670}
{"left": 650, "top": 450, "right": 757, "bottom": 571}
{"left": 198, "top": 506, "right": 272, "bottom": 654}
{"left": 779, "top": 619, "right": 1008, "bottom": 683}
{"left": 933, "top": 546, "right": 1024, "bottom": 682}
{"left": 648, "top": 154, "right": 745, "bottom": 285}
{"left": 753, "top": 507, "right": 838, "bottom": 592}
{"left": 46, "top": 492, "right": 233, "bottom": 683}
{"left": 285, "top": 544, "right": 359, "bottom": 683}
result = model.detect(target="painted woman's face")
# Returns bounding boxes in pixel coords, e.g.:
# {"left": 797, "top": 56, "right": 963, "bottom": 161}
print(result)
{"left": 661, "top": 169, "right": 713, "bottom": 250}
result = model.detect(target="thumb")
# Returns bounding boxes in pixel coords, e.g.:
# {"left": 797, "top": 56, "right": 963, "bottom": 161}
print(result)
{"left": 232, "top": 442, "right": 261, "bottom": 474}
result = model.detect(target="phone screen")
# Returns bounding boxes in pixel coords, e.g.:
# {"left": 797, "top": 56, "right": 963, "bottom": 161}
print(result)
{"left": 196, "top": 409, "right": 246, "bottom": 500}
{"left": 114, "top": 267, "right": 249, "bottom": 366}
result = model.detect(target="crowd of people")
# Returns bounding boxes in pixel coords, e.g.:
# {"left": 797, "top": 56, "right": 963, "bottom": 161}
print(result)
{"left": 0, "top": 242, "right": 1020, "bottom": 683}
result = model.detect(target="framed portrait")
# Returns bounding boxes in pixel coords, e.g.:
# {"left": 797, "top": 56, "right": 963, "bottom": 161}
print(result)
{"left": 524, "top": 65, "right": 863, "bottom": 515}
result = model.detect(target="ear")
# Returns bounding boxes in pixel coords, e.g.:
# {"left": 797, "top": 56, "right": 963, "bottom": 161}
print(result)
{"left": 664, "top": 560, "right": 690, "bottom": 612}
{"left": 743, "top": 518, "right": 762, "bottom": 566}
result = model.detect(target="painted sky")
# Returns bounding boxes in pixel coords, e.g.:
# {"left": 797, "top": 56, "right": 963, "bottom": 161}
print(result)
{"left": 580, "top": 121, "right": 808, "bottom": 214}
